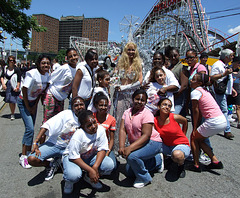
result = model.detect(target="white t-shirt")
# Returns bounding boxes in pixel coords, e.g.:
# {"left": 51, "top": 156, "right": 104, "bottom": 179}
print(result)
{"left": 87, "top": 87, "right": 110, "bottom": 112}
{"left": 42, "top": 109, "right": 80, "bottom": 148}
{"left": 52, "top": 63, "right": 61, "bottom": 71}
{"left": 144, "top": 66, "right": 180, "bottom": 89}
{"left": 64, "top": 125, "right": 109, "bottom": 160}
{"left": 48, "top": 64, "right": 76, "bottom": 101}
{"left": 20, "top": 68, "right": 49, "bottom": 101}
{"left": 211, "top": 60, "right": 233, "bottom": 95}
{"left": 76, "top": 63, "right": 95, "bottom": 99}
{"left": 146, "top": 82, "right": 175, "bottom": 114}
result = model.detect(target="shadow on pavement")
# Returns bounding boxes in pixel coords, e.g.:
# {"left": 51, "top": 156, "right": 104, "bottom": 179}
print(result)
{"left": 1, "top": 113, "right": 21, "bottom": 119}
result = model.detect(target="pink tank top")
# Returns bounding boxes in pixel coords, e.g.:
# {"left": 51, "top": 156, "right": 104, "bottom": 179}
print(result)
{"left": 196, "top": 87, "right": 223, "bottom": 119}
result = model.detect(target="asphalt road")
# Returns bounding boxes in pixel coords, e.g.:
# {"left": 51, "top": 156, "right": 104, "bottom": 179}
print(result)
{"left": 0, "top": 101, "right": 240, "bottom": 198}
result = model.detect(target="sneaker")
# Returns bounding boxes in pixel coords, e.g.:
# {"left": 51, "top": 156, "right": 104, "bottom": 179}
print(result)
{"left": 237, "top": 123, "right": 240, "bottom": 129}
{"left": 19, "top": 155, "right": 32, "bottom": 169}
{"left": 224, "top": 132, "right": 234, "bottom": 140}
{"left": 177, "top": 164, "right": 186, "bottom": 178}
{"left": 10, "top": 114, "right": 15, "bottom": 121}
{"left": 133, "top": 179, "right": 150, "bottom": 188}
{"left": 199, "top": 153, "right": 211, "bottom": 165}
{"left": 207, "top": 161, "right": 223, "bottom": 169}
{"left": 158, "top": 153, "right": 164, "bottom": 173}
{"left": 45, "top": 158, "right": 61, "bottom": 181}
{"left": 64, "top": 181, "right": 74, "bottom": 194}
{"left": 185, "top": 153, "right": 194, "bottom": 161}
{"left": 83, "top": 174, "right": 103, "bottom": 189}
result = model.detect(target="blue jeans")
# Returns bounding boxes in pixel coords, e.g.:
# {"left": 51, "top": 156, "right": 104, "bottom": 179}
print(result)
{"left": 63, "top": 154, "right": 114, "bottom": 183}
{"left": 214, "top": 93, "right": 231, "bottom": 133}
{"left": 108, "top": 150, "right": 117, "bottom": 170}
{"left": 162, "top": 143, "right": 190, "bottom": 159}
{"left": 17, "top": 97, "right": 37, "bottom": 146}
{"left": 174, "top": 90, "right": 187, "bottom": 116}
{"left": 28, "top": 142, "right": 65, "bottom": 161}
{"left": 126, "top": 140, "right": 162, "bottom": 183}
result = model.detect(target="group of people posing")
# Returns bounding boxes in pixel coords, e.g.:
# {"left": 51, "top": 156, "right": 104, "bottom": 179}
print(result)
{"left": 0, "top": 42, "right": 238, "bottom": 194}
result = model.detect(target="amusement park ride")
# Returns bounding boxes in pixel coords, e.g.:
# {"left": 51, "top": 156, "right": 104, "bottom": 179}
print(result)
{"left": 70, "top": 0, "right": 239, "bottom": 64}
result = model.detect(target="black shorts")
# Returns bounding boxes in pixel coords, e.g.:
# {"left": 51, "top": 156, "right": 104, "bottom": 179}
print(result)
{"left": 227, "top": 94, "right": 240, "bottom": 105}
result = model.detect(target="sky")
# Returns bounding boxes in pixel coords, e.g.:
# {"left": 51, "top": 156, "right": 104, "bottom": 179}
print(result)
{"left": 1, "top": 0, "right": 240, "bottom": 51}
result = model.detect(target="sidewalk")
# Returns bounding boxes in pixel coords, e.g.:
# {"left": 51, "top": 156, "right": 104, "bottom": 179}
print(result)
{"left": 0, "top": 96, "right": 5, "bottom": 110}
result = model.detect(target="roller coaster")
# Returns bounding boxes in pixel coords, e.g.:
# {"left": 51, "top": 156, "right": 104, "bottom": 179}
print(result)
{"left": 70, "top": 0, "right": 237, "bottom": 60}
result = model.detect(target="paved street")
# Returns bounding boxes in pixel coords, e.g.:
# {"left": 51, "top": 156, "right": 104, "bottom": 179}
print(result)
{"left": 0, "top": 101, "right": 240, "bottom": 198}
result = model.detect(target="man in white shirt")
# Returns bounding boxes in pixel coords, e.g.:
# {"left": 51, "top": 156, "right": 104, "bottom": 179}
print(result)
{"left": 211, "top": 49, "right": 236, "bottom": 139}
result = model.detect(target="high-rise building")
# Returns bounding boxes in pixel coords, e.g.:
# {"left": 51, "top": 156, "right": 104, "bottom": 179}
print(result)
{"left": 31, "top": 14, "right": 59, "bottom": 54}
{"left": 58, "top": 16, "right": 109, "bottom": 51}
{"left": 31, "top": 14, "right": 109, "bottom": 54}
{"left": 58, "top": 15, "right": 84, "bottom": 51}
{"left": 82, "top": 17, "right": 109, "bottom": 42}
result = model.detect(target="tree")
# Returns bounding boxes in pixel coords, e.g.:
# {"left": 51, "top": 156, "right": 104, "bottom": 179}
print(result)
{"left": 56, "top": 49, "right": 66, "bottom": 65}
{"left": 0, "top": 0, "right": 46, "bottom": 48}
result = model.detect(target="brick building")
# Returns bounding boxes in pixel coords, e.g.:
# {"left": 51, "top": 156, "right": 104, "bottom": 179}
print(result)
{"left": 31, "top": 14, "right": 59, "bottom": 54}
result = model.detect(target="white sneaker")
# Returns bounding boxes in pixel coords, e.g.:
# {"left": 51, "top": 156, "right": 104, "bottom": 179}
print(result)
{"left": 10, "top": 114, "right": 15, "bottom": 121}
{"left": 83, "top": 174, "right": 103, "bottom": 189}
{"left": 199, "top": 153, "right": 211, "bottom": 165}
{"left": 133, "top": 179, "right": 150, "bottom": 188}
{"left": 64, "top": 181, "right": 73, "bottom": 194}
{"left": 19, "top": 155, "right": 32, "bottom": 169}
{"left": 158, "top": 153, "right": 164, "bottom": 173}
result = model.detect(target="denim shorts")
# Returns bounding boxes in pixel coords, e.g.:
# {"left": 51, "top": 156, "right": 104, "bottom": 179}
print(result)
{"left": 162, "top": 143, "right": 190, "bottom": 159}
{"left": 28, "top": 141, "right": 65, "bottom": 161}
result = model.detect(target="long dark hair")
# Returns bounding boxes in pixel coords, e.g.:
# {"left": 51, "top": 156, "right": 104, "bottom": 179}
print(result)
{"left": 155, "top": 98, "right": 172, "bottom": 117}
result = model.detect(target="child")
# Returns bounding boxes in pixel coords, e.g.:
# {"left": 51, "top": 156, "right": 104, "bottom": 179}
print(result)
{"left": 146, "top": 66, "right": 175, "bottom": 114}
{"left": 190, "top": 73, "right": 227, "bottom": 172}
{"left": 88, "top": 70, "right": 111, "bottom": 112}
{"left": 62, "top": 110, "right": 114, "bottom": 194}
{"left": 92, "top": 92, "right": 117, "bottom": 169}
{"left": 43, "top": 48, "right": 79, "bottom": 123}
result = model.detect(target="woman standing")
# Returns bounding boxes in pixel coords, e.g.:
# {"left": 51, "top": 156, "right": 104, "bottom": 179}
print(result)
{"left": 113, "top": 42, "right": 143, "bottom": 150}
{"left": 0, "top": 56, "right": 21, "bottom": 120}
{"left": 118, "top": 89, "right": 163, "bottom": 188}
{"left": 154, "top": 98, "right": 190, "bottom": 178}
{"left": 43, "top": 48, "right": 78, "bottom": 123}
{"left": 17, "top": 55, "right": 50, "bottom": 168}
{"left": 72, "top": 49, "right": 98, "bottom": 108}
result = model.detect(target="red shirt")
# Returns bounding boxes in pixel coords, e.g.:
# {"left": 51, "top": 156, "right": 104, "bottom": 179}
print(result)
{"left": 154, "top": 113, "right": 190, "bottom": 146}
{"left": 93, "top": 113, "right": 116, "bottom": 141}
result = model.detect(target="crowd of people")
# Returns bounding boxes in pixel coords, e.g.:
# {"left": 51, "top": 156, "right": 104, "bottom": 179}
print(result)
{"left": 0, "top": 43, "right": 239, "bottom": 194}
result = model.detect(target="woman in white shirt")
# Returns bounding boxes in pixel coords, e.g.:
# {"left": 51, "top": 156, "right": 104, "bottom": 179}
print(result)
{"left": 17, "top": 55, "right": 50, "bottom": 169}
{"left": 72, "top": 49, "right": 98, "bottom": 108}
{"left": 43, "top": 48, "right": 79, "bottom": 123}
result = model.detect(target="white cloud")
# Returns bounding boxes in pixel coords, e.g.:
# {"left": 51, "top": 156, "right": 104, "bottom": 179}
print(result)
{"left": 228, "top": 25, "right": 240, "bottom": 34}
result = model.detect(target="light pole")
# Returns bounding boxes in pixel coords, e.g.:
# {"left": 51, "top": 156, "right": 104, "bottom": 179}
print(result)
{"left": 10, "top": 43, "right": 13, "bottom": 56}
{"left": 3, "top": 35, "right": 7, "bottom": 61}
{"left": 16, "top": 43, "right": 18, "bottom": 61}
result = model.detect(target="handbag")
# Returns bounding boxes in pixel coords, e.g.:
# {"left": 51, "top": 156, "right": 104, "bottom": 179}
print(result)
{"left": 0, "top": 78, "right": 7, "bottom": 97}
{"left": 213, "top": 75, "right": 229, "bottom": 95}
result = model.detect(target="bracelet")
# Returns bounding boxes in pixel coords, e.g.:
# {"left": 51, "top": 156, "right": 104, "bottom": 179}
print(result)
{"left": 33, "top": 142, "right": 39, "bottom": 146}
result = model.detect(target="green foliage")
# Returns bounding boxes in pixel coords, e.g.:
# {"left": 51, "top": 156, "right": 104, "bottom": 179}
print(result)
{"left": 0, "top": 0, "right": 46, "bottom": 48}
{"left": 56, "top": 49, "right": 66, "bottom": 64}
